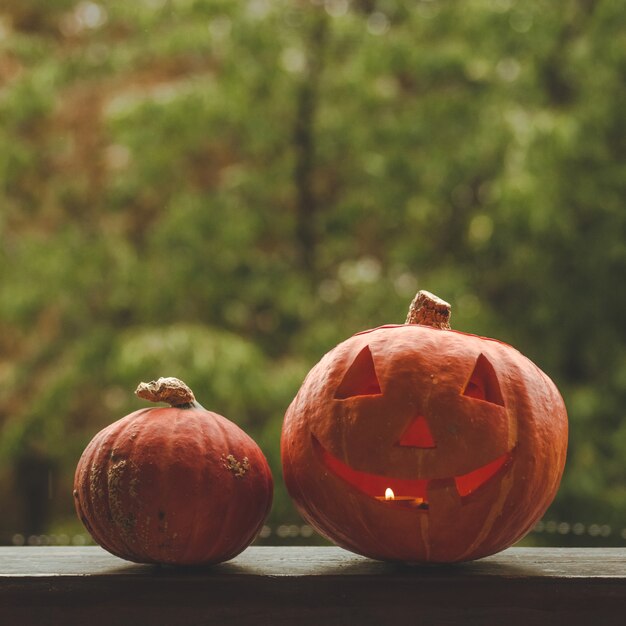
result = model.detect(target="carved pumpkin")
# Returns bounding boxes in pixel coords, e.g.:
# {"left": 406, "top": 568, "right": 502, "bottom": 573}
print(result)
{"left": 281, "top": 292, "right": 568, "bottom": 563}
{"left": 74, "top": 378, "right": 273, "bottom": 565}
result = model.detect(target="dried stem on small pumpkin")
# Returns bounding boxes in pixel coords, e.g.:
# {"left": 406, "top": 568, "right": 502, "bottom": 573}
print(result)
{"left": 406, "top": 290, "right": 452, "bottom": 330}
{"left": 135, "top": 377, "right": 196, "bottom": 407}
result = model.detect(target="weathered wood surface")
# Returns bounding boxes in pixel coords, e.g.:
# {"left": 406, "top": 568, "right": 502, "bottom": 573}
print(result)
{"left": 1, "top": 546, "right": 625, "bottom": 625}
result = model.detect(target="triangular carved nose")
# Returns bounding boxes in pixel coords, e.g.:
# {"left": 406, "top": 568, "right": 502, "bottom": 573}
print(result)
{"left": 398, "top": 415, "right": 436, "bottom": 448}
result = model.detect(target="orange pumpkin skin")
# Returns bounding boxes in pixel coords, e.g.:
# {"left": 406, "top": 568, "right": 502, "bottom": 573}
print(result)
{"left": 282, "top": 315, "right": 568, "bottom": 563}
{"left": 74, "top": 381, "right": 273, "bottom": 565}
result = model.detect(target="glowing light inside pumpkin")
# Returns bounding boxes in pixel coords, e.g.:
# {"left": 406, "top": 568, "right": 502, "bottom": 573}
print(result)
{"left": 385, "top": 488, "right": 395, "bottom": 500}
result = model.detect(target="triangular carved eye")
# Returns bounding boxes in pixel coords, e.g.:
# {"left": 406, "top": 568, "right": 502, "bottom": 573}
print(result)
{"left": 334, "top": 346, "right": 382, "bottom": 399}
{"left": 462, "top": 354, "right": 505, "bottom": 406}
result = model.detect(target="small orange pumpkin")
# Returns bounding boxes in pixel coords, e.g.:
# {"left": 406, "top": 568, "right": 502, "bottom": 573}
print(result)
{"left": 74, "top": 378, "right": 273, "bottom": 565}
{"left": 282, "top": 292, "right": 568, "bottom": 562}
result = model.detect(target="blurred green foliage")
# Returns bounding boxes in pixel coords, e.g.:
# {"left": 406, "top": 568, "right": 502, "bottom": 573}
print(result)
{"left": 0, "top": 0, "right": 625, "bottom": 546}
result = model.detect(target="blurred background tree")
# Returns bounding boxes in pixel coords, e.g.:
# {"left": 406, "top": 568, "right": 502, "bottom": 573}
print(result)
{"left": 0, "top": 0, "right": 624, "bottom": 546}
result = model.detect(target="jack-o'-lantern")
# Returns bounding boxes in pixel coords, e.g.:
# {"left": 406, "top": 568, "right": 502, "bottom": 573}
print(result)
{"left": 281, "top": 292, "right": 568, "bottom": 562}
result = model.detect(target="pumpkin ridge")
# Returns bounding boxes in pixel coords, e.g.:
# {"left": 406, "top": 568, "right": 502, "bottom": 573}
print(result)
{"left": 90, "top": 425, "right": 135, "bottom": 559}
{"left": 123, "top": 411, "right": 153, "bottom": 559}
{"left": 208, "top": 411, "right": 241, "bottom": 562}
{"left": 154, "top": 407, "right": 188, "bottom": 563}
{"left": 74, "top": 430, "right": 118, "bottom": 557}
{"left": 227, "top": 414, "right": 274, "bottom": 558}
{"left": 218, "top": 443, "right": 274, "bottom": 563}
{"left": 182, "top": 410, "right": 224, "bottom": 563}
{"left": 176, "top": 406, "right": 201, "bottom": 562}
{"left": 104, "top": 417, "right": 142, "bottom": 560}
{"left": 112, "top": 409, "right": 146, "bottom": 559}
{"left": 458, "top": 465, "right": 517, "bottom": 561}
{"left": 79, "top": 423, "right": 127, "bottom": 561}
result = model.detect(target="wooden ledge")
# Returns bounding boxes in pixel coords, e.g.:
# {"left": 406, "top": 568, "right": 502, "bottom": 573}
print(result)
{"left": 1, "top": 546, "right": 625, "bottom": 625}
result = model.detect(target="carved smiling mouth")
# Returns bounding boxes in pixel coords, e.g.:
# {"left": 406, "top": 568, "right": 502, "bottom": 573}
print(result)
{"left": 312, "top": 435, "right": 511, "bottom": 510}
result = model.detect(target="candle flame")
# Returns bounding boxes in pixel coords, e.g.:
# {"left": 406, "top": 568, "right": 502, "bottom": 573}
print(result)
{"left": 384, "top": 487, "right": 395, "bottom": 500}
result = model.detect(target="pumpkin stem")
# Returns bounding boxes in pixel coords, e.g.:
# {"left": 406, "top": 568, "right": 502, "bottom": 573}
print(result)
{"left": 405, "top": 291, "right": 451, "bottom": 330}
{"left": 135, "top": 377, "right": 196, "bottom": 407}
